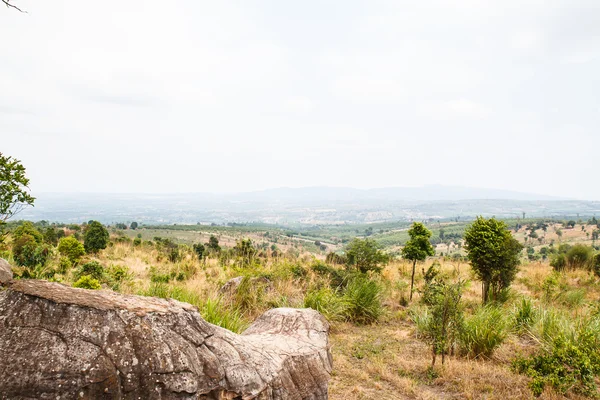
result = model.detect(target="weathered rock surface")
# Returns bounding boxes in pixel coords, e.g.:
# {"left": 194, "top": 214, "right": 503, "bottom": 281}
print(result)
{"left": 0, "top": 271, "right": 332, "bottom": 399}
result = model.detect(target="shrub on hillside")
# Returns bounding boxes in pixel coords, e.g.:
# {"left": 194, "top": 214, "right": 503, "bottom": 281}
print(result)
{"left": 304, "top": 287, "right": 348, "bottom": 322}
{"left": 74, "top": 261, "right": 104, "bottom": 281}
{"left": 459, "top": 305, "right": 509, "bottom": 358}
{"left": 57, "top": 236, "right": 85, "bottom": 264}
{"left": 73, "top": 275, "right": 101, "bottom": 290}
{"left": 342, "top": 275, "right": 384, "bottom": 324}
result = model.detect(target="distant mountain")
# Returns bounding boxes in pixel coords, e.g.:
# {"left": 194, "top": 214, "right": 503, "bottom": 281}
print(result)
{"left": 238, "top": 185, "right": 568, "bottom": 202}
{"left": 18, "top": 186, "right": 589, "bottom": 225}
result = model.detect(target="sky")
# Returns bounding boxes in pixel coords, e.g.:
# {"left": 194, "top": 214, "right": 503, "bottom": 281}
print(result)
{"left": 1, "top": 0, "right": 598, "bottom": 199}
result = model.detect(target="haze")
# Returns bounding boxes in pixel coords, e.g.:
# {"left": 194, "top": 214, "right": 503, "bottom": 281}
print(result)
{"left": 1, "top": 1, "right": 598, "bottom": 199}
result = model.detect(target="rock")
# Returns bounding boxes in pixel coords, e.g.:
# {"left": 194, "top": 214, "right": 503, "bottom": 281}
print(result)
{"left": 218, "top": 275, "right": 271, "bottom": 296}
{"left": 0, "top": 278, "right": 332, "bottom": 399}
{"left": 0, "top": 258, "right": 13, "bottom": 284}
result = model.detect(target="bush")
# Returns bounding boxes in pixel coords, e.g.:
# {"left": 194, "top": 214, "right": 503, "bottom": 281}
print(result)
{"left": 550, "top": 253, "right": 567, "bottom": 272}
{"left": 83, "top": 221, "right": 109, "bottom": 254}
{"left": 344, "top": 238, "right": 389, "bottom": 273}
{"left": 415, "top": 275, "right": 464, "bottom": 366}
{"left": 57, "top": 236, "right": 85, "bottom": 264}
{"left": 342, "top": 275, "right": 384, "bottom": 324}
{"left": 73, "top": 275, "right": 101, "bottom": 290}
{"left": 566, "top": 244, "right": 594, "bottom": 270}
{"left": 514, "top": 315, "right": 600, "bottom": 397}
{"left": 75, "top": 261, "right": 104, "bottom": 281}
{"left": 459, "top": 305, "right": 509, "bottom": 358}
{"left": 304, "top": 287, "right": 348, "bottom": 322}
{"left": 513, "top": 298, "right": 537, "bottom": 334}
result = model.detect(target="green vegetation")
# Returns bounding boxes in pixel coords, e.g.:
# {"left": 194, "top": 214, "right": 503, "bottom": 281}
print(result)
{"left": 464, "top": 217, "right": 523, "bottom": 303}
{"left": 344, "top": 238, "right": 389, "bottom": 274}
{"left": 402, "top": 222, "right": 435, "bottom": 301}
{"left": 0, "top": 152, "right": 35, "bottom": 234}
{"left": 84, "top": 221, "right": 109, "bottom": 254}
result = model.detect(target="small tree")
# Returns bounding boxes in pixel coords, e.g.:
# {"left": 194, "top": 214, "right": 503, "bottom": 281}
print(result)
{"left": 193, "top": 242, "right": 206, "bottom": 262}
{"left": 130, "top": 221, "right": 138, "bottom": 230}
{"left": 344, "top": 238, "right": 389, "bottom": 274}
{"left": 402, "top": 222, "right": 435, "bottom": 300}
{"left": 464, "top": 216, "right": 523, "bottom": 303}
{"left": 207, "top": 235, "right": 221, "bottom": 252}
{"left": 418, "top": 264, "right": 464, "bottom": 367}
{"left": 0, "top": 153, "right": 35, "bottom": 235}
{"left": 57, "top": 236, "right": 85, "bottom": 264}
{"left": 83, "top": 221, "right": 109, "bottom": 254}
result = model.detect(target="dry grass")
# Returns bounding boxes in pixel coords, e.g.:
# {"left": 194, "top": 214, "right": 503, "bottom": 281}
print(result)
{"left": 77, "top": 241, "right": 600, "bottom": 399}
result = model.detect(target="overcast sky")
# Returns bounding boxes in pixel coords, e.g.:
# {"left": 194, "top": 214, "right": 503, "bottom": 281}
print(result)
{"left": 1, "top": 1, "right": 598, "bottom": 199}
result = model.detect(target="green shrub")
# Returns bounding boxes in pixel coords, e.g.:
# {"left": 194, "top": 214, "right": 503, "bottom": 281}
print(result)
{"left": 304, "top": 287, "right": 348, "bottom": 322}
{"left": 514, "top": 315, "right": 600, "bottom": 397}
{"left": 75, "top": 261, "right": 104, "bottom": 281}
{"left": 342, "top": 275, "right": 384, "bottom": 324}
{"left": 57, "top": 236, "right": 85, "bottom": 264}
{"left": 12, "top": 234, "right": 52, "bottom": 268}
{"left": 565, "top": 244, "right": 594, "bottom": 270}
{"left": 107, "top": 264, "right": 130, "bottom": 282}
{"left": 459, "top": 305, "right": 509, "bottom": 358}
{"left": 550, "top": 253, "right": 567, "bottom": 272}
{"left": 57, "top": 257, "right": 72, "bottom": 274}
{"left": 73, "top": 275, "right": 101, "bottom": 290}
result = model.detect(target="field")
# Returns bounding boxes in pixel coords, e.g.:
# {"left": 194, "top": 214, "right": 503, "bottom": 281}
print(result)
{"left": 3, "top": 218, "right": 600, "bottom": 398}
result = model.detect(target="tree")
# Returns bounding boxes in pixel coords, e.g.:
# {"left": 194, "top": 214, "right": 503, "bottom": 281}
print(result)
{"left": 83, "top": 221, "right": 109, "bottom": 254}
{"left": 207, "top": 235, "right": 220, "bottom": 252}
{"left": 57, "top": 236, "right": 85, "bottom": 264}
{"left": 13, "top": 221, "right": 43, "bottom": 243}
{"left": 402, "top": 222, "right": 435, "bottom": 300}
{"left": 193, "top": 243, "right": 206, "bottom": 262}
{"left": 464, "top": 217, "right": 523, "bottom": 303}
{"left": 130, "top": 221, "right": 138, "bottom": 230}
{"left": 0, "top": 153, "right": 35, "bottom": 234}
{"left": 43, "top": 227, "right": 58, "bottom": 246}
{"left": 344, "top": 238, "right": 389, "bottom": 274}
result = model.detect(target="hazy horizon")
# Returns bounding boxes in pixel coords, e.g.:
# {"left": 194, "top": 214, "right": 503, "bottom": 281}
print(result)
{"left": 2, "top": 1, "right": 598, "bottom": 200}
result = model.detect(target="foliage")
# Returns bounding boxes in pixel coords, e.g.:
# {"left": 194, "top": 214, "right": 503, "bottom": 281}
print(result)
{"left": 74, "top": 261, "right": 104, "bottom": 281}
{"left": 514, "top": 315, "right": 600, "bottom": 397}
{"left": 73, "top": 275, "right": 101, "bottom": 290}
{"left": 12, "top": 233, "right": 52, "bottom": 268}
{"left": 464, "top": 217, "right": 523, "bottom": 303}
{"left": 402, "top": 222, "right": 435, "bottom": 301}
{"left": 13, "top": 221, "right": 43, "bottom": 243}
{"left": 193, "top": 242, "right": 206, "bottom": 261}
{"left": 57, "top": 236, "right": 85, "bottom": 264}
{"left": 325, "top": 252, "right": 347, "bottom": 265}
{"left": 416, "top": 270, "right": 464, "bottom": 366}
{"left": 233, "top": 238, "right": 257, "bottom": 267}
{"left": 130, "top": 221, "right": 138, "bottom": 230}
{"left": 344, "top": 238, "right": 389, "bottom": 274}
{"left": 459, "top": 305, "right": 509, "bottom": 358}
{"left": 565, "top": 244, "right": 593, "bottom": 270}
{"left": 0, "top": 153, "right": 35, "bottom": 230}
{"left": 84, "top": 221, "right": 109, "bottom": 254}
{"left": 342, "top": 275, "right": 384, "bottom": 324}
{"left": 304, "top": 287, "right": 349, "bottom": 322}
{"left": 207, "top": 235, "right": 221, "bottom": 252}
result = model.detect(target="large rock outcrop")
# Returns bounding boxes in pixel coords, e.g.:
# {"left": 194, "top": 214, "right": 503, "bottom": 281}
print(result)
{"left": 0, "top": 260, "right": 332, "bottom": 399}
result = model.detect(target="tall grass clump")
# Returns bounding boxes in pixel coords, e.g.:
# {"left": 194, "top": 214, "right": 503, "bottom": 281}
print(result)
{"left": 200, "top": 298, "right": 248, "bottom": 333}
{"left": 459, "top": 305, "right": 509, "bottom": 358}
{"left": 342, "top": 275, "right": 384, "bottom": 324}
{"left": 513, "top": 297, "right": 537, "bottom": 334}
{"left": 303, "top": 287, "right": 348, "bottom": 322}
{"left": 514, "top": 312, "right": 600, "bottom": 397}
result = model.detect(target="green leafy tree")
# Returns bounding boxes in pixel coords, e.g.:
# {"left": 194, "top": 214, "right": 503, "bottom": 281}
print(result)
{"left": 57, "top": 236, "right": 85, "bottom": 264}
{"left": 193, "top": 242, "right": 206, "bottom": 261}
{"left": 43, "top": 227, "right": 58, "bottom": 246}
{"left": 402, "top": 222, "right": 435, "bottom": 300}
{"left": 12, "top": 233, "right": 52, "bottom": 268}
{"left": 207, "top": 235, "right": 221, "bottom": 252}
{"left": 345, "top": 238, "right": 389, "bottom": 274}
{"left": 464, "top": 217, "right": 523, "bottom": 303}
{"left": 13, "top": 221, "right": 43, "bottom": 244}
{"left": 83, "top": 221, "right": 109, "bottom": 254}
{"left": 130, "top": 221, "right": 138, "bottom": 230}
{"left": 0, "top": 153, "right": 35, "bottom": 237}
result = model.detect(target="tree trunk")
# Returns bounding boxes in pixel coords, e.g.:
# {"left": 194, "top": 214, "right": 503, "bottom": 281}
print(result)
{"left": 410, "top": 260, "right": 417, "bottom": 301}
{"left": 0, "top": 261, "right": 332, "bottom": 399}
